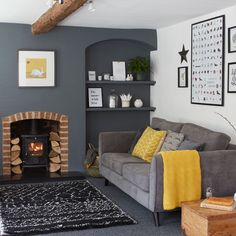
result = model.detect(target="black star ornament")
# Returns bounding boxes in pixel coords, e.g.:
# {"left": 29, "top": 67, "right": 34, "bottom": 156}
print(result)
{"left": 178, "top": 45, "right": 189, "bottom": 63}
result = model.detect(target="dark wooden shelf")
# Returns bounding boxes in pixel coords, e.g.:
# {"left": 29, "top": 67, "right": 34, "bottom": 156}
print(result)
{"left": 86, "top": 107, "right": 156, "bottom": 112}
{"left": 86, "top": 80, "right": 156, "bottom": 85}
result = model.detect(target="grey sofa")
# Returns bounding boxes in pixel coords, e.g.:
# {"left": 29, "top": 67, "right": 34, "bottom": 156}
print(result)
{"left": 99, "top": 117, "right": 236, "bottom": 226}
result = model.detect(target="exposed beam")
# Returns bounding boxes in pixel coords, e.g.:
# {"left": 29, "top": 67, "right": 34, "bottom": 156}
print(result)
{"left": 31, "top": 0, "right": 88, "bottom": 35}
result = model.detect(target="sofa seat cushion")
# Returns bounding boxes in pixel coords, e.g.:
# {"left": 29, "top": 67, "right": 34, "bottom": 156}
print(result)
{"left": 122, "top": 163, "right": 150, "bottom": 192}
{"left": 180, "top": 123, "right": 231, "bottom": 151}
{"left": 101, "top": 153, "right": 146, "bottom": 175}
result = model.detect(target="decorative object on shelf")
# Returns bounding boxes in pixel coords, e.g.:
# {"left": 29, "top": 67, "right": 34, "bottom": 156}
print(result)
{"left": 206, "top": 187, "right": 213, "bottom": 198}
{"left": 228, "top": 62, "right": 236, "bottom": 93}
{"left": 109, "top": 89, "right": 118, "bottom": 108}
{"left": 191, "top": 15, "right": 225, "bottom": 106}
{"left": 88, "top": 88, "right": 103, "bottom": 108}
{"left": 178, "top": 45, "right": 189, "bottom": 63}
{"left": 110, "top": 76, "right": 114, "bottom": 81}
{"left": 18, "top": 50, "right": 55, "bottom": 87}
{"left": 112, "top": 61, "right": 126, "bottom": 81}
{"left": 120, "top": 94, "right": 132, "bottom": 108}
{"left": 98, "top": 75, "right": 102, "bottom": 81}
{"left": 134, "top": 99, "right": 143, "bottom": 108}
{"left": 126, "top": 74, "right": 134, "bottom": 81}
{"left": 103, "top": 73, "right": 110, "bottom": 81}
{"left": 88, "top": 71, "right": 96, "bottom": 81}
{"left": 178, "top": 67, "right": 188, "bottom": 88}
{"left": 128, "top": 57, "right": 150, "bottom": 81}
{"left": 228, "top": 26, "right": 236, "bottom": 53}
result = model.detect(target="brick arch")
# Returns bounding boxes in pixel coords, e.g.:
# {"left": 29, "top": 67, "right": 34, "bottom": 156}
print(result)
{"left": 2, "top": 111, "right": 68, "bottom": 176}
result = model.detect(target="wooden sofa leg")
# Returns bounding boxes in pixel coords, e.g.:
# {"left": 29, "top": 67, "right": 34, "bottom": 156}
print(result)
{"left": 104, "top": 178, "right": 109, "bottom": 186}
{"left": 153, "top": 212, "right": 160, "bottom": 227}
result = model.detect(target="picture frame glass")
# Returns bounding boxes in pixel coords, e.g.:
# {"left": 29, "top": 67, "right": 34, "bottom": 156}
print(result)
{"left": 229, "top": 27, "right": 236, "bottom": 52}
{"left": 228, "top": 63, "right": 236, "bottom": 92}
{"left": 18, "top": 50, "right": 55, "bottom": 87}
{"left": 88, "top": 88, "right": 103, "bottom": 107}
{"left": 191, "top": 15, "right": 225, "bottom": 106}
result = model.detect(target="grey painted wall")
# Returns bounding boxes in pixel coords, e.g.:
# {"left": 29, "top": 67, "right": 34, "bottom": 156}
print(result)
{"left": 0, "top": 23, "right": 157, "bottom": 173}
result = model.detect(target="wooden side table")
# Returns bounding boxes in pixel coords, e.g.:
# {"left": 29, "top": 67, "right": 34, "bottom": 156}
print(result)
{"left": 181, "top": 200, "right": 236, "bottom": 236}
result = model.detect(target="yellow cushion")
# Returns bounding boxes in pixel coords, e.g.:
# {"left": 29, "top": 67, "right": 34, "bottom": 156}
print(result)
{"left": 132, "top": 127, "right": 167, "bottom": 162}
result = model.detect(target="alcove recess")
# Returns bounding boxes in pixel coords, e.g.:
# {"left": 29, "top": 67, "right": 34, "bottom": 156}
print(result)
{"left": 85, "top": 39, "right": 156, "bottom": 148}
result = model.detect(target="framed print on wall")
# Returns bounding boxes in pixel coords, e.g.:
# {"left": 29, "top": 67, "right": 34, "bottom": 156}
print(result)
{"left": 88, "top": 88, "right": 103, "bottom": 108}
{"left": 191, "top": 15, "right": 225, "bottom": 106}
{"left": 228, "top": 63, "right": 236, "bottom": 93}
{"left": 228, "top": 26, "right": 236, "bottom": 53}
{"left": 178, "top": 67, "right": 188, "bottom": 88}
{"left": 18, "top": 50, "right": 55, "bottom": 87}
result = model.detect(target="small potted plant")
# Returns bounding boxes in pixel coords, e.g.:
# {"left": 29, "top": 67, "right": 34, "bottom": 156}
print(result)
{"left": 128, "top": 56, "right": 150, "bottom": 81}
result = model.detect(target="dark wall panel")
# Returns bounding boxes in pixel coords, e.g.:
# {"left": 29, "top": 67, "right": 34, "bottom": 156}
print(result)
{"left": 0, "top": 23, "right": 157, "bottom": 174}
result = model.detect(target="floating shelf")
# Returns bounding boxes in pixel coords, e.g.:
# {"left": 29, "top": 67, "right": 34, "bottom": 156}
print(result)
{"left": 86, "top": 80, "right": 156, "bottom": 85}
{"left": 86, "top": 107, "right": 156, "bottom": 112}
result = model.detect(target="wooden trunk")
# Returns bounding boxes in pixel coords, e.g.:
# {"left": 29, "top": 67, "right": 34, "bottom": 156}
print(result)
{"left": 49, "top": 132, "right": 60, "bottom": 141}
{"left": 12, "top": 165, "right": 22, "bottom": 175}
{"left": 11, "top": 158, "right": 22, "bottom": 166}
{"left": 49, "top": 163, "right": 61, "bottom": 173}
{"left": 11, "top": 137, "right": 20, "bottom": 145}
{"left": 11, "top": 150, "right": 21, "bottom": 161}
{"left": 50, "top": 155, "right": 61, "bottom": 164}
{"left": 182, "top": 200, "right": 236, "bottom": 236}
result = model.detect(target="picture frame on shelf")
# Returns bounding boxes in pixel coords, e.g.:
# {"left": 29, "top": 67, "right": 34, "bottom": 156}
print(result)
{"left": 18, "top": 50, "right": 55, "bottom": 87}
{"left": 228, "top": 62, "right": 236, "bottom": 93}
{"left": 228, "top": 26, "right": 236, "bottom": 53}
{"left": 178, "top": 67, "right": 188, "bottom": 88}
{"left": 88, "top": 71, "right": 96, "bottom": 81}
{"left": 88, "top": 87, "right": 103, "bottom": 107}
{"left": 191, "top": 15, "right": 225, "bottom": 106}
{"left": 112, "top": 61, "right": 126, "bottom": 81}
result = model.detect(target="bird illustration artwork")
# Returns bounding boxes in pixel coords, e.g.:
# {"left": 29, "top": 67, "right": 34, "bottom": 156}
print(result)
{"left": 31, "top": 68, "right": 45, "bottom": 77}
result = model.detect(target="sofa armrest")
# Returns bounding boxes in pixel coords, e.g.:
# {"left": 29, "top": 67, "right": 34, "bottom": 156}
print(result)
{"left": 149, "top": 154, "right": 164, "bottom": 212}
{"left": 99, "top": 131, "right": 137, "bottom": 156}
{"left": 200, "top": 150, "right": 236, "bottom": 197}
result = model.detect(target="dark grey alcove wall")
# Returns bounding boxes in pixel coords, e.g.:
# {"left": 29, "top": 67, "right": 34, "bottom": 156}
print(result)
{"left": 86, "top": 39, "right": 154, "bottom": 146}
{"left": 0, "top": 23, "right": 157, "bottom": 174}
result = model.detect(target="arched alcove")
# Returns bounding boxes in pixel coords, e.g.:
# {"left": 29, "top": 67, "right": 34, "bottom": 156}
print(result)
{"left": 85, "top": 39, "right": 156, "bottom": 147}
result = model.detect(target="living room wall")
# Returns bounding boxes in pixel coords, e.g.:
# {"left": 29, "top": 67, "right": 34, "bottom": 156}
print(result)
{"left": 0, "top": 23, "right": 157, "bottom": 174}
{"left": 151, "top": 5, "right": 236, "bottom": 143}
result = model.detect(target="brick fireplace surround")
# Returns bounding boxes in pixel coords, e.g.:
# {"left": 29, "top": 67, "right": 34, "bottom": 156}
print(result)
{"left": 2, "top": 111, "right": 68, "bottom": 176}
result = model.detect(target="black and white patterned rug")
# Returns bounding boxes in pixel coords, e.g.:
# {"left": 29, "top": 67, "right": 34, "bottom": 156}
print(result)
{"left": 0, "top": 179, "right": 136, "bottom": 235}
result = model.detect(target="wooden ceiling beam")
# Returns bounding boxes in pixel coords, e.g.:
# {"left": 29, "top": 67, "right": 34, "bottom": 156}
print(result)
{"left": 31, "top": 0, "right": 88, "bottom": 35}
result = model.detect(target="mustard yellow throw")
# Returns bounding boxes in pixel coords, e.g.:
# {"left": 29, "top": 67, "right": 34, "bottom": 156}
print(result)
{"left": 160, "top": 150, "right": 201, "bottom": 210}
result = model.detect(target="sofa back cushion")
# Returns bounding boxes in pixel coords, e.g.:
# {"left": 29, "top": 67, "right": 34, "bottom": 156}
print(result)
{"left": 180, "top": 123, "right": 231, "bottom": 151}
{"left": 151, "top": 117, "right": 183, "bottom": 132}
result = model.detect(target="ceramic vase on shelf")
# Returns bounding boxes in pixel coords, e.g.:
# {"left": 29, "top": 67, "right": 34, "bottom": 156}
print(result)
{"left": 109, "top": 89, "right": 118, "bottom": 108}
{"left": 134, "top": 99, "right": 143, "bottom": 108}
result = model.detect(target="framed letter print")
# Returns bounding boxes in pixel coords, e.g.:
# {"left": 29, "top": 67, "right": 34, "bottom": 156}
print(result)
{"left": 191, "top": 15, "right": 225, "bottom": 106}
{"left": 228, "top": 63, "right": 236, "bottom": 93}
{"left": 178, "top": 67, "right": 188, "bottom": 88}
{"left": 18, "top": 50, "right": 55, "bottom": 87}
{"left": 88, "top": 88, "right": 103, "bottom": 107}
{"left": 228, "top": 26, "right": 236, "bottom": 53}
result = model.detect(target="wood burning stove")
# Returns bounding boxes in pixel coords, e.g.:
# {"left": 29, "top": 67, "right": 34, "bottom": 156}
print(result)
{"left": 21, "top": 134, "right": 49, "bottom": 168}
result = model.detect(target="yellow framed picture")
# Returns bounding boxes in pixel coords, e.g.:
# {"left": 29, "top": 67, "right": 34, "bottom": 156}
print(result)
{"left": 18, "top": 50, "right": 55, "bottom": 87}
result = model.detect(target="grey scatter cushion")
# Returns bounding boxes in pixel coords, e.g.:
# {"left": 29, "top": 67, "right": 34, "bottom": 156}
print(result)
{"left": 178, "top": 139, "right": 205, "bottom": 151}
{"left": 160, "top": 130, "right": 184, "bottom": 151}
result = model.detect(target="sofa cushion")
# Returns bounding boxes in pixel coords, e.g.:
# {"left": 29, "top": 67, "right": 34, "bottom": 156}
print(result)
{"left": 101, "top": 153, "right": 146, "bottom": 175}
{"left": 151, "top": 117, "right": 183, "bottom": 132}
{"left": 180, "top": 123, "right": 231, "bottom": 151}
{"left": 122, "top": 163, "right": 150, "bottom": 192}
{"left": 132, "top": 127, "right": 167, "bottom": 162}
{"left": 160, "top": 130, "right": 184, "bottom": 151}
{"left": 178, "top": 139, "right": 205, "bottom": 151}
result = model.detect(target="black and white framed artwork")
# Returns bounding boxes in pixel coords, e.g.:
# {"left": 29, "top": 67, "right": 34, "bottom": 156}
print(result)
{"left": 228, "top": 63, "right": 236, "bottom": 93}
{"left": 88, "top": 88, "right": 103, "bottom": 108}
{"left": 191, "top": 15, "right": 225, "bottom": 106}
{"left": 178, "top": 67, "right": 188, "bottom": 88}
{"left": 228, "top": 26, "right": 236, "bottom": 53}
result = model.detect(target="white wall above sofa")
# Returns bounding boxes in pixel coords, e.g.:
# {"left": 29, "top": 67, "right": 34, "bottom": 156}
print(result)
{"left": 151, "top": 5, "right": 236, "bottom": 144}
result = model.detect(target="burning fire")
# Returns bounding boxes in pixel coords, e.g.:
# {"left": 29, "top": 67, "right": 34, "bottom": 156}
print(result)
{"left": 28, "top": 142, "right": 43, "bottom": 152}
